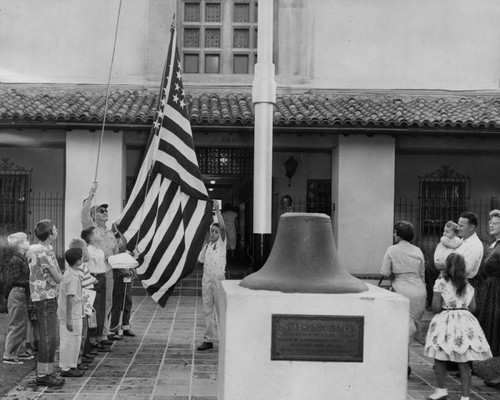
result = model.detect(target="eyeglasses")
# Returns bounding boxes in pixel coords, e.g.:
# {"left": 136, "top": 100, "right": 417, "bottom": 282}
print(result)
{"left": 97, "top": 209, "right": 108, "bottom": 214}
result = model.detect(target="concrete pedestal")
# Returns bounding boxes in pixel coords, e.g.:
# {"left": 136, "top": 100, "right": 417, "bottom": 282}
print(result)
{"left": 219, "top": 281, "right": 410, "bottom": 400}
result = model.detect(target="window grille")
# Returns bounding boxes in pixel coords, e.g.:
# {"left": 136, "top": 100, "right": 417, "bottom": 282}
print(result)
{"left": 418, "top": 166, "right": 470, "bottom": 237}
{"left": 196, "top": 148, "right": 253, "bottom": 175}
{"left": 179, "top": 0, "right": 258, "bottom": 74}
{"left": 0, "top": 158, "right": 31, "bottom": 237}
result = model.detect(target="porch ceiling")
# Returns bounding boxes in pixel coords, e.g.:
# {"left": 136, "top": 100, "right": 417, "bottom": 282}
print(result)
{"left": 1, "top": 85, "right": 500, "bottom": 134}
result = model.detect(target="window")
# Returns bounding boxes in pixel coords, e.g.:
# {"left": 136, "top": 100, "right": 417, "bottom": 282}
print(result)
{"left": 0, "top": 158, "right": 31, "bottom": 236}
{"left": 306, "top": 179, "right": 332, "bottom": 216}
{"left": 180, "top": 1, "right": 258, "bottom": 74}
{"left": 196, "top": 148, "right": 253, "bottom": 175}
{"left": 418, "top": 166, "right": 470, "bottom": 236}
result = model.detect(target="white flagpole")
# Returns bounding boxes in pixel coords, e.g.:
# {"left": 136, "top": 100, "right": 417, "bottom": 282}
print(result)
{"left": 252, "top": 0, "right": 276, "bottom": 270}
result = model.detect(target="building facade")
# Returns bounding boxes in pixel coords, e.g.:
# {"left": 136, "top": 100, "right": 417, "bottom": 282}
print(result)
{"left": 1, "top": 0, "right": 500, "bottom": 276}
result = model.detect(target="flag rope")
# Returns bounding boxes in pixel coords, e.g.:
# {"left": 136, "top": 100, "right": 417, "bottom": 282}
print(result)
{"left": 92, "top": 0, "right": 124, "bottom": 218}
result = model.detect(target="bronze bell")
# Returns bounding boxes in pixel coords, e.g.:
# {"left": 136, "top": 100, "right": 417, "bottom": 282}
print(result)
{"left": 240, "top": 213, "right": 368, "bottom": 293}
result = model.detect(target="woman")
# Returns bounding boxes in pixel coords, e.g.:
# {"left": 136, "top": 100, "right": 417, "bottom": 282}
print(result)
{"left": 381, "top": 221, "right": 427, "bottom": 376}
{"left": 221, "top": 203, "right": 238, "bottom": 259}
{"left": 475, "top": 209, "right": 500, "bottom": 358}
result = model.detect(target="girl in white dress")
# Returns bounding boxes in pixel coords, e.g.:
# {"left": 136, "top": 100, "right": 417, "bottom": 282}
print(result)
{"left": 424, "top": 253, "right": 492, "bottom": 400}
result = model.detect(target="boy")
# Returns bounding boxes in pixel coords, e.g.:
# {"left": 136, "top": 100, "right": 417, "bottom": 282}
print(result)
{"left": 81, "top": 226, "right": 112, "bottom": 352}
{"left": 58, "top": 248, "right": 85, "bottom": 377}
{"left": 28, "top": 220, "right": 64, "bottom": 387}
{"left": 197, "top": 201, "right": 226, "bottom": 351}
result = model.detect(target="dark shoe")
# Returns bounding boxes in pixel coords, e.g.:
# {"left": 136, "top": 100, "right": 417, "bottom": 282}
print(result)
{"left": 61, "top": 368, "right": 84, "bottom": 377}
{"left": 81, "top": 356, "right": 93, "bottom": 364}
{"left": 94, "top": 340, "right": 114, "bottom": 351}
{"left": 82, "top": 353, "right": 96, "bottom": 359}
{"left": 122, "top": 329, "right": 136, "bottom": 337}
{"left": 96, "top": 346, "right": 111, "bottom": 353}
{"left": 18, "top": 352, "right": 35, "bottom": 360}
{"left": 99, "top": 339, "right": 114, "bottom": 346}
{"left": 87, "top": 349, "right": 98, "bottom": 356}
{"left": 36, "top": 374, "right": 64, "bottom": 387}
{"left": 108, "top": 333, "right": 123, "bottom": 341}
{"left": 484, "top": 377, "right": 500, "bottom": 387}
{"left": 77, "top": 364, "right": 88, "bottom": 371}
{"left": 94, "top": 343, "right": 112, "bottom": 352}
{"left": 197, "top": 342, "right": 213, "bottom": 351}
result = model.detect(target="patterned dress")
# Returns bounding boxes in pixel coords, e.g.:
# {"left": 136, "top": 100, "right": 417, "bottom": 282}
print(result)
{"left": 475, "top": 240, "right": 500, "bottom": 356}
{"left": 424, "top": 277, "right": 492, "bottom": 362}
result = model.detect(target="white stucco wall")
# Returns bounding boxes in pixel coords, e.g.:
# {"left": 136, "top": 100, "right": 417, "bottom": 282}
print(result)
{"left": 309, "top": 0, "right": 500, "bottom": 89}
{"left": 0, "top": 0, "right": 174, "bottom": 84}
{"left": 332, "top": 135, "right": 395, "bottom": 275}
{"left": 1, "top": 0, "right": 499, "bottom": 90}
{"left": 65, "top": 130, "right": 125, "bottom": 250}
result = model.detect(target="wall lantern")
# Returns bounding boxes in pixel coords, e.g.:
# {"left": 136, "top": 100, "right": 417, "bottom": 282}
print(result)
{"left": 284, "top": 156, "right": 299, "bottom": 187}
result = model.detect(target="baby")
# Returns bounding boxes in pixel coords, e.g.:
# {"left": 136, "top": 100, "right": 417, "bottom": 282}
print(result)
{"left": 433, "top": 220, "right": 462, "bottom": 272}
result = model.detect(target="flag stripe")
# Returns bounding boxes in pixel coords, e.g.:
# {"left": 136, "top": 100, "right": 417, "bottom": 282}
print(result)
{"left": 161, "top": 106, "right": 195, "bottom": 144}
{"left": 128, "top": 180, "right": 178, "bottom": 259}
{"left": 144, "top": 195, "right": 199, "bottom": 289}
{"left": 158, "top": 125, "right": 200, "bottom": 174}
{"left": 152, "top": 200, "right": 212, "bottom": 304}
{"left": 138, "top": 187, "right": 183, "bottom": 280}
{"left": 114, "top": 25, "right": 212, "bottom": 307}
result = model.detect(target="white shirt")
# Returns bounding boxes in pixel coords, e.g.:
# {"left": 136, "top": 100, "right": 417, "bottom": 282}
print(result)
{"left": 198, "top": 237, "right": 226, "bottom": 276}
{"left": 86, "top": 244, "right": 107, "bottom": 275}
{"left": 453, "top": 232, "right": 483, "bottom": 278}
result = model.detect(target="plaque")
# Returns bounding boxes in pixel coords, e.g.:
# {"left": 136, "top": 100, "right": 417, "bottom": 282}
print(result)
{"left": 271, "top": 314, "right": 364, "bottom": 362}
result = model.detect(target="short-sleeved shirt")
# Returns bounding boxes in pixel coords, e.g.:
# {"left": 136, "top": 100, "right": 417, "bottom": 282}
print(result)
{"left": 198, "top": 237, "right": 227, "bottom": 276}
{"left": 453, "top": 233, "right": 484, "bottom": 279}
{"left": 86, "top": 244, "right": 107, "bottom": 275}
{"left": 433, "top": 277, "right": 474, "bottom": 309}
{"left": 78, "top": 262, "right": 96, "bottom": 289}
{"left": 381, "top": 240, "right": 425, "bottom": 281}
{"left": 81, "top": 198, "right": 118, "bottom": 261}
{"left": 27, "top": 243, "right": 60, "bottom": 302}
{"left": 58, "top": 267, "right": 84, "bottom": 321}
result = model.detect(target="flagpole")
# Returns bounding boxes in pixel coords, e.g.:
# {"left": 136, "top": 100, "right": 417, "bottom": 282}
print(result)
{"left": 252, "top": 0, "right": 276, "bottom": 271}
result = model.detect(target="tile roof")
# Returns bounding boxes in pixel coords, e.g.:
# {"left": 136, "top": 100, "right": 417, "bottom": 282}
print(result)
{"left": 1, "top": 86, "right": 500, "bottom": 131}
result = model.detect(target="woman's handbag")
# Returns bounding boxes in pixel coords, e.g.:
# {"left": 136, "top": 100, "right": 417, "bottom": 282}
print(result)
{"left": 378, "top": 274, "right": 394, "bottom": 291}
{"left": 88, "top": 308, "right": 98, "bottom": 329}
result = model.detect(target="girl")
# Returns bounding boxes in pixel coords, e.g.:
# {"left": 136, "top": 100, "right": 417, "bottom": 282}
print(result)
{"left": 424, "top": 253, "right": 492, "bottom": 400}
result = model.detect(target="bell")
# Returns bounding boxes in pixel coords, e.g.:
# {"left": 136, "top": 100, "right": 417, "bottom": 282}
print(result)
{"left": 240, "top": 213, "right": 368, "bottom": 293}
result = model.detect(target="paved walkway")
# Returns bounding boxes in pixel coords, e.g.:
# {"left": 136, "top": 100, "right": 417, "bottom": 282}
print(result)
{"left": 2, "top": 269, "right": 500, "bottom": 400}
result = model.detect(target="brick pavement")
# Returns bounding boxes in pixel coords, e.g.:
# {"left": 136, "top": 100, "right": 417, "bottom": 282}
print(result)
{"left": 2, "top": 268, "right": 500, "bottom": 400}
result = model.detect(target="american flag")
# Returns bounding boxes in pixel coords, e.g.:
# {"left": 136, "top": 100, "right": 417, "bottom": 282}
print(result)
{"left": 114, "top": 25, "right": 212, "bottom": 307}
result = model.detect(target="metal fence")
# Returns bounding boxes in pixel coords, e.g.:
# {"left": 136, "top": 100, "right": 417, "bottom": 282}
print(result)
{"left": 395, "top": 197, "right": 493, "bottom": 259}
{"left": 28, "top": 192, "right": 65, "bottom": 258}
{"left": 0, "top": 191, "right": 65, "bottom": 258}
